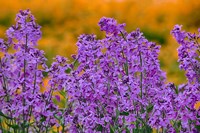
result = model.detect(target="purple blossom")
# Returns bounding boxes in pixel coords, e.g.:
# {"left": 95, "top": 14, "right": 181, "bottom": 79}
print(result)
{"left": 0, "top": 10, "right": 58, "bottom": 132}
{"left": 171, "top": 25, "right": 200, "bottom": 132}
{"left": 6, "top": 9, "right": 41, "bottom": 48}
{"left": 98, "top": 17, "right": 125, "bottom": 35}
{"left": 0, "top": 10, "right": 199, "bottom": 133}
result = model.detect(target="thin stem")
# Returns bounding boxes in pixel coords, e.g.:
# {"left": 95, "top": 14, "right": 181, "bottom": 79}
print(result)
{"left": 38, "top": 125, "right": 41, "bottom": 133}
{"left": 120, "top": 31, "right": 129, "bottom": 76}
{"left": 45, "top": 126, "right": 48, "bottom": 133}
{"left": 22, "top": 34, "right": 28, "bottom": 133}
{"left": 0, "top": 58, "right": 9, "bottom": 102}
{"left": 39, "top": 87, "right": 54, "bottom": 132}
{"left": 61, "top": 123, "right": 65, "bottom": 133}
{"left": 0, "top": 119, "right": 3, "bottom": 132}
{"left": 120, "top": 31, "right": 146, "bottom": 131}
{"left": 27, "top": 62, "right": 38, "bottom": 132}
{"left": 139, "top": 51, "right": 143, "bottom": 99}
{"left": 57, "top": 127, "right": 59, "bottom": 133}
{"left": 120, "top": 31, "right": 127, "bottom": 41}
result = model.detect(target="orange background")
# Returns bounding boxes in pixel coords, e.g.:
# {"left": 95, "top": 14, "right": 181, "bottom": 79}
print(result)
{"left": 0, "top": 0, "right": 199, "bottom": 84}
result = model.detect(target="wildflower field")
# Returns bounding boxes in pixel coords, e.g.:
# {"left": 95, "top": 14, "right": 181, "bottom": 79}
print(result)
{"left": 1, "top": 0, "right": 200, "bottom": 85}
{"left": 0, "top": 9, "right": 199, "bottom": 133}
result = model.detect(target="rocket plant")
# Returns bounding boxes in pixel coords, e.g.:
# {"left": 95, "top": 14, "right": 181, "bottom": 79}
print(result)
{"left": 0, "top": 10, "right": 199, "bottom": 133}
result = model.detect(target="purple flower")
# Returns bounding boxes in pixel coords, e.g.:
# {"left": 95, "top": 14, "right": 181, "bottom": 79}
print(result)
{"left": 98, "top": 17, "right": 125, "bottom": 35}
{"left": 1, "top": 9, "right": 199, "bottom": 133}
{"left": 6, "top": 9, "right": 41, "bottom": 47}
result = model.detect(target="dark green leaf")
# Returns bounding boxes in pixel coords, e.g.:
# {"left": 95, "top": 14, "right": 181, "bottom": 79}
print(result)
{"left": 185, "top": 106, "right": 191, "bottom": 111}
{"left": 126, "top": 127, "right": 130, "bottom": 133}
{"left": 110, "top": 125, "right": 115, "bottom": 133}
{"left": 96, "top": 124, "right": 103, "bottom": 131}
{"left": 22, "top": 121, "right": 34, "bottom": 128}
{"left": 195, "top": 125, "right": 200, "bottom": 131}
{"left": 53, "top": 114, "right": 61, "bottom": 121}
{"left": 115, "top": 109, "right": 120, "bottom": 121}
{"left": 59, "top": 89, "right": 66, "bottom": 97}
{"left": 175, "top": 87, "right": 179, "bottom": 94}
{"left": 0, "top": 111, "right": 12, "bottom": 119}
{"left": 146, "top": 104, "right": 154, "bottom": 113}
{"left": 124, "top": 62, "right": 129, "bottom": 75}
{"left": 65, "top": 68, "right": 71, "bottom": 74}
{"left": 73, "top": 59, "right": 79, "bottom": 69}
{"left": 120, "top": 111, "right": 129, "bottom": 116}
{"left": 42, "top": 71, "right": 48, "bottom": 77}
{"left": 5, "top": 121, "right": 19, "bottom": 129}
{"left": 40, "top": 116, "right": 46, "bottom": 122}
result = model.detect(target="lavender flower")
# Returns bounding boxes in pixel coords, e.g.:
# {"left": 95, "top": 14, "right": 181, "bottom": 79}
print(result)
{"left": 0, "top": 9, "right": 199, "bottom": 133}
{"left": 98, "top": 17, "right": 125, "bottom": 35}
{"left": 64, "top": 17, "right": 167, "bottom": 132}
{"left": 171, "top": 25, "right": 200, "bottom": 132}
{"left": 0, "top": 10, "right": 58, "bottom": 132}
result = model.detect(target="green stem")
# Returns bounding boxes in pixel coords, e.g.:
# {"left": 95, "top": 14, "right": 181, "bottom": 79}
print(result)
{"left": 62, "top": 123, "right": 65, "bottom": 133}
{"left": 0, "top": 118, "right": 3, "bottom": 132}
{"left": 0, "top": 58, "right": 9, "bottom": 102}
{"left": 27, "top": 63, "right": 37, "bottom": 132}
{"left": 22, "top": 34, "right": 28, "bottom": 133}
{"left": 57, "top": 127, "right": 59, "bottom": 133}
{"left": 139, "top": 51, "right": 143, "bottom": 99}
{"left": 45, "top": 126, "right": 48, "bottom": 133}
{"left": 39, "top": 88, "right": 53, "bottom": 131}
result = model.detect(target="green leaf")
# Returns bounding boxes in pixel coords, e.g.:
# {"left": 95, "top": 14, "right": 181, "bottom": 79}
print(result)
{"left": 59, "top": 89, "right": 66, "bottom": 98}
{"left": 65, "top": 68, "right": 71, "bottom": 74}
{"left": 146, "top": 104, "right": 154, "bottom": 113}
{"left": 53, "top": 113, "right": 61, "bottom": 121}
{"left": 195, "top": 125, "right": 200, "bottom": 131}
{"left": 5, "top": 121, "right": 19, "bottom": 129}
{"left": 124, "top": 62, "right": 129, "bottom": 75}
{"left": 21, "top": 121, "right": 34, "bottom": 128}
{"left": 42, "top": 71, "right": 48, "bottom": 77}
{"left": 120, "top": 31, "right": 127, "bottom": 41}
{"left": 173, "top": 120, "right": 181, "bottom": 132}
{"left": 1, "top": 128, "right": 11, "bottom": 133}
{"left": 115, "top": 109, "right": 120, "bottom": 122}
{"left": 40, "top": 116, "right": 46, "bottom": 122}
{"left": 120, "top": 111, "right": 129, "bottom": 116}
{"left": 73, "top": 59, "right": 80, "bottom": 69}
{"left": 96, "top": 124, "right": 103, "bottom": 131}
{"left": 175, "top": 86, "right": 179, "bottom": 94}
{"left": 185, "top": 106, "right": 191, "bottom": 111}
{"left": 0, "top": 111, "right": 12, "bottom": 119}
{"left": 126, "top": 127, "right": 130, "bottom": 133}
{"left": 110, "top": 125, "right": 115, "bottom": 133}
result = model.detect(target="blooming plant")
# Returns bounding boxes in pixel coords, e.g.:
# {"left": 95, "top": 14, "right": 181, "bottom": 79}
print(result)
{"left": 0, "top": 10, "right": 199, "bottom": 133}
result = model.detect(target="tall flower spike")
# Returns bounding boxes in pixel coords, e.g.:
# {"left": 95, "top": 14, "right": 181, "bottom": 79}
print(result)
{"left": 0, "top": 39, "right": 8, "bottom": 52}
{"left": 98, "top": 17, "right": 125, "bottom": 35}
{"left": 65, "top": 17, "right": 167, "bottom": 132}
{"left": 1, "top": 10, "right": 200, "bottom": 132}
{"left": 0, "top": 10, "right": 58, "bottom": 132}
{"left": 171, "top": 25, "right": 200, "bottom": 132}
{"left": 6, "top": 9, "right": 41, "bottom": 47}
{"left": 171, "top": 25, "right": 200, "bottom": 84}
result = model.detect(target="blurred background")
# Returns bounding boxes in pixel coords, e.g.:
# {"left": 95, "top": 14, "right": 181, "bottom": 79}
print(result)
{"left": 0, "top": 0, "right": 199, "bottom": 84}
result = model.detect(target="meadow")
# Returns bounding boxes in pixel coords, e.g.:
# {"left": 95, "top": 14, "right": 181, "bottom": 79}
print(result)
{"left": 0, "top": 0, "right": 200, "bottom": 84}
{"left": 0, "top": 9, "right": 199, "bottom": 133}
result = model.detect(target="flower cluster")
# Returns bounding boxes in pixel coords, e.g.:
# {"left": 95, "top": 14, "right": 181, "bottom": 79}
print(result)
{"left": 64, "top": 18, "right": 167, "bottom": 132}
{"left": 170, "top": 25, "right": 200, "bottom": 132}
{"left": 0, "top": 10, "right": 199, "bottom": 133}
{"left": 0, "top": 10, "right": 59, "bottom": 132}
